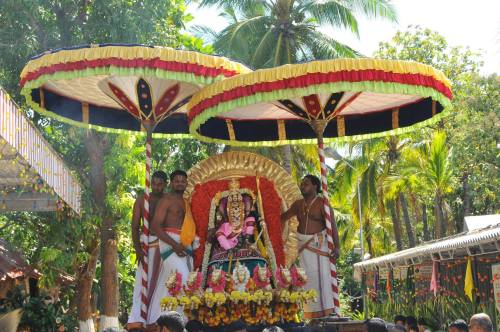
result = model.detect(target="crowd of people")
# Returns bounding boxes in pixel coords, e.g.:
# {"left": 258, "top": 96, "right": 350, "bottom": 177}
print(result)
{"left": 363, "top": 313, "right": 495, "bottom": 332}
{"left": 99, "top": 311, "right": 498, "bottom": 332}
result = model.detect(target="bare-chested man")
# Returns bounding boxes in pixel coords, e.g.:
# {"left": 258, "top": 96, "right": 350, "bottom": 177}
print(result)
{"left": 148, "top": 170, "right": 198, "bottom": 323}
{"left": 128, "top": 171, "right": 168, "bottom": 330}
{"left": 281, "top": 174, "right": 340, "bottom": 318}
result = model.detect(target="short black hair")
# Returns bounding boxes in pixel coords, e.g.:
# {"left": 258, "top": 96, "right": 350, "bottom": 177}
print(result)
{"left": 394, "top": 315, "right": 406, "bottom": 324}
{"left": 224, "top": 320, "right": 246, "bottom": 332}
{"left": 153, "top": 170, "right": 168, "bottom": 182}
{"left": 157, "top": 311, "right": 185, "bottom": 332}
{"left": 186, "top": 320, "right": 204, "bottom": 332}
{"left": 170, "top": 169, "right": 187, "bottom": 181}
{"left": 448, "top": 319, "right": 468, "bottom": 331}
{"left": 388, "top": 325, "right": 406, "bottom": 332}
{"left": 364, "top": 318, "right": 388, "bottom": 332}
{"left": 304, "top": 174, "right": 322, "bottom": 194}
{"left": 406, "top": 316, "right": 417, "bottom": 328}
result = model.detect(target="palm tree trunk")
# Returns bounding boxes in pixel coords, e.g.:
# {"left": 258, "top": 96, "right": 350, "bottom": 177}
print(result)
{"left": 84, "top": 132, "right": 117, "bottom": 331}
{"left": 409, "top": 194, "right": 421, "bottom": 244}
{"left": 433, "top": 197, "right": 441, "bottom": 238}
{"left": 434, "top": 195, "right": 446, "bottom": 238}
{"left": 76, "top": 236, "right": 99, "bottom": 332}
{"left": 389, "top": 200, "right": 404, "bottom": 251}
{"left": 459, "top": 172, "right": 471, "bottom": 232}
{"left": 399, "top": 193, "right": 416, "bottom": 247}
{"left": 99, "top": 217, "right": 119, "bottom": 331}
{"left": 364, "top": 219, "right": 374, "bottom": 257}
{"left": 422, "top": 203, "right": 430, "bottom": 241}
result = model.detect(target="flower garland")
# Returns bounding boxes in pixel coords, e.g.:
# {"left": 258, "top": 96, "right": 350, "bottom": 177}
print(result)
{"left": 275, "top": 266, "right": 293, "bottom": 289}
{"left": 290, "top": 265, "right": 308, "bottom": 288}
{"left": 184, "top": 271, "right": 203, "bottom": 295}
{"left": 252, "top": 265, "right": 272, "bottom": 290}
{"left": 206, "top": 269, "right": 226, "bottom": 293}
{"left": 166, "top": 271, "right": 183, "bottom": 297}
{"left": 162, "top": 287, "right": 317, "bottom": 327}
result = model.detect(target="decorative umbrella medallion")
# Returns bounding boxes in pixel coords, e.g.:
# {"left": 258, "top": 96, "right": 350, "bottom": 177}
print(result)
{"left": 188, "top": 58, "right": 452, "bottom": 315}
{"left": 20, "top": 43, "right": 251, "bottom": 323}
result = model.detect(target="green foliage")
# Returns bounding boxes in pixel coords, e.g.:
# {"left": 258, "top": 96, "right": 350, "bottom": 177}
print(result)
{"left": 366, "top": 295, "right": 498, "bottom": 331}
{"left": 1, "top": 288, "right": 77, "bottom": 331}
{"left": 196, "top": 0, "right": 397, "bottom": 68}
{"left": 0, "top": 0, "right": 211, "bottom": 325}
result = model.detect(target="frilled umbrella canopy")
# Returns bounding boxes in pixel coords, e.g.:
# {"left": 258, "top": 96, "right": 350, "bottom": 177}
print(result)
{"left": 20, "top": 43, "right": 250, "bottom": 326}
{"left": 188, "top": 58, "right": 452, "bottom": 146}
{"left": 20, "top": 44, "right": 251, "bottom": 137}
{"left": 187, "top": 58, "right": 452, "bottom": 316}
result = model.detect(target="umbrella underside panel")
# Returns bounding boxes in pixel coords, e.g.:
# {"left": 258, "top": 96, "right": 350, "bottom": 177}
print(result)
{"left": 31, "top": 89, "right": 189, "bottom": 134}
{"left": 199, "top": 97, "right": 443, "bottom": 143}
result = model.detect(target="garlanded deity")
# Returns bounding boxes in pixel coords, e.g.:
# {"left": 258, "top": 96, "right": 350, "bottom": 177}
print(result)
{"left": 165, "top": 270, "right": 182, "bottom": 296}
{"left": 206, "top": 178, "right": 267, "bottom": 278}
{"left": 275, "top": 266, "right": 293, "bottom": 289}
{"left": 184, "top": 270, "right": 203, "bottom": 295}
{"left": 215, "top": 179, "right": 255, "bottom": 250}
{"left": 290, "top": 265, "right": 308, "bottom": 288}
{"left": 232, "top": 261, "right": 251, "bottom": 291}
{"left": 252, "top": 265, "right": 272, "bottom": 290}
{"left": 206, "top": 267, "right": 226, "bottom": 293}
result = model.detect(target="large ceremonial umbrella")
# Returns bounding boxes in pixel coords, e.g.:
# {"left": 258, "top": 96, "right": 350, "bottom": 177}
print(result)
{"left": 187, "top": 58, "right": 452, "bottom": 315}
{"left": 20, "top": 44, "right": 250, "bottom": 321}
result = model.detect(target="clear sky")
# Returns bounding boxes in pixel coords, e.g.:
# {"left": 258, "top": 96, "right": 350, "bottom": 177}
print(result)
{"left": 186, "top": 0, "right": 499, "bottom": 75}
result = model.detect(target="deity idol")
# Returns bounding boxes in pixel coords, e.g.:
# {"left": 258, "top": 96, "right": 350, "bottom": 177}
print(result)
{"left": 206, "top": 178, "right": 267, "bottom": 276}
{"left": 215, "top": 179, "right": 255, "bottom": 250}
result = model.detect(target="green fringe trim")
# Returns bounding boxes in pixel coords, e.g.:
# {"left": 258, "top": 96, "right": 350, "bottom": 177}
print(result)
{"left": 189, "top": 80, "right": 452, "bottom": 147}
{"left": 20, "top": 64, "right": 234, "bottom": 138}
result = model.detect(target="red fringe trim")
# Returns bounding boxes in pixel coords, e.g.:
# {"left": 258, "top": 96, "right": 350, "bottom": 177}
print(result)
{"left": 188, "top": 69, "right": 452, "bottom": 122}
{"left": 190, "top": 176, "right": 284, "bottom": 269}
{"left": 21, "top": 57, "right": 239, "bottom": 87}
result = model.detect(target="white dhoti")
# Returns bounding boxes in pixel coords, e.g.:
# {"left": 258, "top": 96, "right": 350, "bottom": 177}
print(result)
{"left": 127, "top": 235, "right": 159, "bottom": 328}
{"left": 297, "top": 230, "right": 334, "bottom": 319}
{"left": 128, "top": 230, "right": 196, "bottom": 327}
{"left": 149, "top": 230, "right": 194, "bottom": 323}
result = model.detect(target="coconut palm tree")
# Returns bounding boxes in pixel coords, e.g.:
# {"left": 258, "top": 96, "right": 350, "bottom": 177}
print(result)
{"left": 196, "top": 0, "right": 397, "bottom": 68}
{"left": 399, "top": 131, "right": 455, "bottom": 238}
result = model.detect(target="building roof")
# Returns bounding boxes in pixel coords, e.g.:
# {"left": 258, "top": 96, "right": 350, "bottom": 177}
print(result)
{"left": 0, "top": 238, "right": 38, "bottom": 281}
{"left": 0, "top": 87, "right": 81, "bottom": 213}
{"left": 354, "top": 215, "right": 500, "bottom": 272}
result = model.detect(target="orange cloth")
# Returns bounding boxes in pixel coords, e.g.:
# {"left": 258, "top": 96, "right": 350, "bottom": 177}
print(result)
{"left": 180, "top": 199, "right": 196, "bottom": 247}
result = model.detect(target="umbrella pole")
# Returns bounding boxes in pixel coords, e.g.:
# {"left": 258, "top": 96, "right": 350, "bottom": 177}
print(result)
{"left": 311, "top": 120, "right": 341, "bottom": 316}
{"left": 140, "top": 126, "right": 153, "bottom": 322}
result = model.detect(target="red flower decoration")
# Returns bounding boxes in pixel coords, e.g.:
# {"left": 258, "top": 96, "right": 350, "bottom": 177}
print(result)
{"left": 166, "top": 271, "right": 183, "bottom": 297}
{"left": 290, "top": 265, "right": 307, "bottom": 288}
{"left": 190, "top": 176, "right": 285, "bottom": 269}
{"left": 207, "top": 270, "right": 226, "bottom": 293}
{"left": 252, "top": 265, "right": 271, "bottom": 289}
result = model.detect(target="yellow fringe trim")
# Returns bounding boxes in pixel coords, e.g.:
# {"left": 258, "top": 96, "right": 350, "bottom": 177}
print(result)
{"left": 21, "top": 45, "right": 252, "bottom": 79}
{"left": 188, "top": 58, "right": 451, "bottom": 108}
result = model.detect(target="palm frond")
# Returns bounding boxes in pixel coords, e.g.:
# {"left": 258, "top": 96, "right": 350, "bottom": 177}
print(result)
{"left": 305, "top": 0, "right": 360, "bottom": 35}
{"left": 199, "top": 0, "right": 259, "bottom": 11}
{"left": 190, "top": 24, "right": 219, "bottom": 43}
{"left": 349, "top": 0, "right": 398, "bottom": 22}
